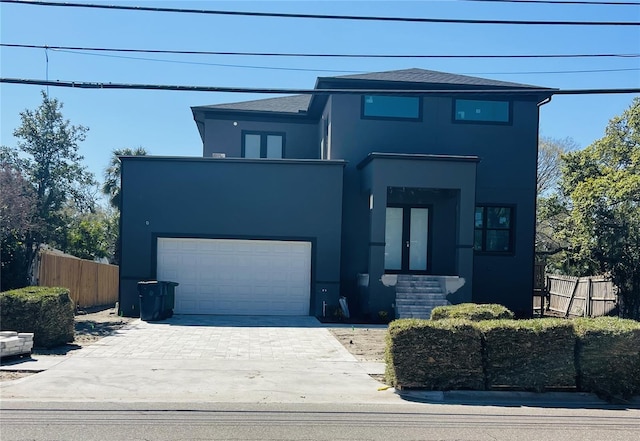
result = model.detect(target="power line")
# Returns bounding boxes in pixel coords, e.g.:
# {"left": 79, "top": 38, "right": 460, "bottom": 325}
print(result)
{"left": 5, "top": 44, "right": 638, "bottom": 76}
{"left": 2, "top": 43, "right": 639, "bottom": 59}
{"left": 43, "top": 49, "right": 640, "bottom": 76}
{"left": 466, "top": 67, "right": 640, "bottom": 74}
{"left": 2, "top": 0, "right": 638, "bottom": 26}
{"left": 2, "top": 78, "right": 639, "bottom": 95}
{"left": 51, "top": 49, "right": 362, "bottom": 74}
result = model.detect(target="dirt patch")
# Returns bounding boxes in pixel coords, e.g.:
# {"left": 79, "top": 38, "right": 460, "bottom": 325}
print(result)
{"left": 31, "top": 305, "right": 137, "bottom": 356}
{"left": 0, "top": 370, "right": 34, "bottom": 381}
{"left": 0, "top": 306, "right": 136, "bottom": 382}
{"left": 329, "top": 327, "right": 388, "bottom": 363}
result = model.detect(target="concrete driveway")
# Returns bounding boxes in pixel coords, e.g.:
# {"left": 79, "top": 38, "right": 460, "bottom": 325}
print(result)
{"left": 0, "top": 315, "right": 399, "bottom": 404}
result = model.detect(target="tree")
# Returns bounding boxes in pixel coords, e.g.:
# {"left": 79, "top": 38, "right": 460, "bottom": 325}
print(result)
{"left": 537, "top": 136, "right": 578, "bottom": 196}
{"left": 535, "top": 194, "right": 569, "bottom": 256}
{"left": 0, "top": 163, "right": 37, "bottom": 240}
{"left": 558, "top": 98, "right": 640, "bottom": 318}
{"left": 535, "top": 137, "right": 577, "bottom": 254}
{"left": 12, "top": 91, "right": 96, "bottom": 246}
{"left": 65, "top": 208, "right": 118, "bottom": 261}
{"left": 0, "top": 160, "right": 38, "bottom": 290}
{"left": 102, "top": 147, "right": 147, "bottom": 210}
{"left": 2, "top": 92, "right": 96, "bottom": 287}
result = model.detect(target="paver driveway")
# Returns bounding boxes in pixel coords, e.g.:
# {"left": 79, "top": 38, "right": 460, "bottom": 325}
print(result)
{"left": 0, "top": 315, "right": 397, "bottom": 404}
{"left": 75, "top": 315, "right": 357, "bottom": 361}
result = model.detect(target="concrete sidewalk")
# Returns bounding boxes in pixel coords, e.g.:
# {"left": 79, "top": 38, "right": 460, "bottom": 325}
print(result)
{"left": 0, "top": 316, "right": 394, "bottom": 404}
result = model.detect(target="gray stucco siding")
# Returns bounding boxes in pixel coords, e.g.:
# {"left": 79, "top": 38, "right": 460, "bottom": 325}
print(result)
{"left": 328, "top": 94, "right": 540, "bottom": 163}
{"left": 352, "top": 156, "right": 478, "bottom": 315}
{"left": 326, "top": 94, "right": 540, "bottom": 316}
{"left": 203, "top": 118, "right": 319, "bottom": 159}
{"left": 119, "top": 157, "right": 344, "bottom": 317}
{"left": 186, "top": 83, "right": 544, "bottom": 317}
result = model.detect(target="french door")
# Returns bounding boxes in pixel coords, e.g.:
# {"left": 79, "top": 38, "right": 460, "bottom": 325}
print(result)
{"left": 384, "top": 206, "right": 430, "bottom": 273}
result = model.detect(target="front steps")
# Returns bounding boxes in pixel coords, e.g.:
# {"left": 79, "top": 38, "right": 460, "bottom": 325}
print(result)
{"left": 395, "top": 275, "right": 450, "bottom": 319}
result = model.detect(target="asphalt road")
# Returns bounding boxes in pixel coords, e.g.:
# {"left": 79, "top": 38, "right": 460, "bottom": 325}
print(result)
{"left": 2, "top": 401, "right": 639, "bottom": 441}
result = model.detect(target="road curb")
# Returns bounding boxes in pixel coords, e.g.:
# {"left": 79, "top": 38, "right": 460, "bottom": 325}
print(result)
{"left": 397, "top": 389, "right": 640, "bottom": 407}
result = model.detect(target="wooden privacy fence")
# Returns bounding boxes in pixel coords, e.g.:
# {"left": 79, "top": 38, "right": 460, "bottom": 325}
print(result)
{"left": 546, "top": 274, "right": 617, "bottom": 318}
{"left": 532, "top": 262, "right": 546, "bottom": 315}
{"left": 38, "top": 251, "right": 119, "bottom": 308}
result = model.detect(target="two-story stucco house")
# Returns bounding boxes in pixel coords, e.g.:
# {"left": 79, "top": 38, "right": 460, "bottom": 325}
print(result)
{"left": 118, "top": 68, "right": 555, "bottom": 319}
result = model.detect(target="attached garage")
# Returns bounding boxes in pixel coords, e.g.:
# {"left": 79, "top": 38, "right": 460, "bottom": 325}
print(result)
{"left": 157, "top": 237, "right": 312, "bottom": 316}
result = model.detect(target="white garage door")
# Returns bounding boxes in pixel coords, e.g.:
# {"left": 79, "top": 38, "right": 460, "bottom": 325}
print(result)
{"left": 157, "top": 238, "right": 311, "bottom": 315}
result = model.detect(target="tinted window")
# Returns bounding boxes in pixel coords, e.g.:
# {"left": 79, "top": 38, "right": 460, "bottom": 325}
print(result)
{"left": 474, "top": 206, "right": 514, "bottom": 253}
{"left": 244, "top": 134, "right": 261, "bottom": 158}
{"left": 363, "top": 95, "right": 420, "bottom": 120}
{"left": 455, "top": 99, "right": 510, "bottom": 123}
{"left": 266, "top": 135, "right": 283, "bottom": 158}
{"left": 242, "top": 132, "right": 284, "bottom": 159}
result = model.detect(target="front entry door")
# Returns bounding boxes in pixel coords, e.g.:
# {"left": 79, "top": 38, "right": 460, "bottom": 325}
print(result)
{"left": 384, "top": 206, "right": 430, "bottom": 273}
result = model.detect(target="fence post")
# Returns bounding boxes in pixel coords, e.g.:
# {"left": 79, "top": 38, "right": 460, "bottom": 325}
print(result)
{"left": 545, "top": 273, "right": 550, "bottom": 312}
{"left": 565, "top": 278, "right": 579, "bottom": 318}
{"left": 586, "top": 278, "right": 592, "bottom": 317}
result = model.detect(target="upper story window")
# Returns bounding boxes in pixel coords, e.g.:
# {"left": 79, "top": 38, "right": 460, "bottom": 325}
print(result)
{"left": 454, "top": 99, "right": 511, "bottom": 124}
{"left": 474, "top": 206, "right": 514, "bottom": 253}
{"left": 362, "top": 95, "right": 421, "bottom": 121}
{"left": 242, "top": 132, "right": 284, "bottom": 158}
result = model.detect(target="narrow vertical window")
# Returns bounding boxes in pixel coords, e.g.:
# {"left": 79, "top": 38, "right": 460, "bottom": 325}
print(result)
{"left": 243, "top": 134, "right": 261, "bottom": 158}
{"left": 266, "top": 135, "right": 283, "bottom": 158}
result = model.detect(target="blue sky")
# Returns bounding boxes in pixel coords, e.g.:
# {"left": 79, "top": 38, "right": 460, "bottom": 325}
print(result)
{"left": 1, "top": 0, "right": 639, "bottom": 190}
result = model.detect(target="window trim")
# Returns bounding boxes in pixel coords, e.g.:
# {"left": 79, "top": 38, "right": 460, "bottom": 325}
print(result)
{"left": 474, "top": 204, "right": 516, "bottom": 254}
{"left": 452, "top": 98, "right": 512, "bottom": 125}
{"left": 361, "top": 95, "right": 422, "bottom": 122}
{"left": 241, "top": 131, "right": 286, "bottom": 158}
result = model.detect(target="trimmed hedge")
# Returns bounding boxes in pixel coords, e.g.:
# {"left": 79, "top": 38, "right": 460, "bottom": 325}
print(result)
{"left": 0, "top": 286, "right": 75, "bottom": 348}
{"left": 385, "top": 319, "right": 484, "bottom": 390}
{"left": 386, "top": 314, "right": 640, "bottom": 397}
{"left": 573, "top": 317, "right": 640, "bottom": 399}
{"left": 476, "top": 319, "right": 576, "bottom": 391}
{"left": 430, "top": 303, "right": 515, "bottom": 321}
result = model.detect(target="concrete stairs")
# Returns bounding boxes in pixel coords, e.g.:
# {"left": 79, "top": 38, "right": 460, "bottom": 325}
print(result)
{"left": 395, "top": 275, "right": 450, "bottom": 319}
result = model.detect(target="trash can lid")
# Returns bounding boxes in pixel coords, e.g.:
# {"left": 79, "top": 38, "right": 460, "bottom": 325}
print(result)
{"left": 138, "top": 280, "right": 160, "bottom": 285}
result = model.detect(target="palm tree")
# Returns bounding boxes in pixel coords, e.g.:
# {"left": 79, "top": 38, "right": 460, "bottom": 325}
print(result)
{"left": 102, "top": 147, "right": 147, "bottom": 210}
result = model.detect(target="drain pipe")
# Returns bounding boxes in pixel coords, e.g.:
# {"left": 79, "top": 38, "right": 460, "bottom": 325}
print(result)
{"left": 322, "top": 300, "right": 327, "bottom": 317}
{"left": 537, "top": 95, "right": 552, "bottom": 108}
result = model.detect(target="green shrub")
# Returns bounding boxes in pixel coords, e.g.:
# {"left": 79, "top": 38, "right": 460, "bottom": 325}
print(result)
{"left": 0, "top": 286, "right": 75, "bottom": 348}
{"left": 573, "top": 317, "right": 640, "bottom": 400}
{"left": 385, "top": 319, "right": 484, "bottom": 390}
{"left": 475, "top": 319, "right": 575, "bottom": 391}
{"left": 430, "top": 303, "right": 515, "bottom": 321}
